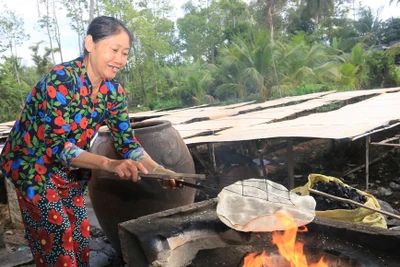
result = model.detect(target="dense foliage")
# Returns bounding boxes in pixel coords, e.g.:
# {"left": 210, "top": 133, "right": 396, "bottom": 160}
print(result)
{"left": 0, "top": 0, "right": 399, "bottom": 123}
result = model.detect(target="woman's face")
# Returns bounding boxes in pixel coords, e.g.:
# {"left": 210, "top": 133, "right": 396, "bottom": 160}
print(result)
{"left": 86, "top": 30, "right": 130, "bottom": 81}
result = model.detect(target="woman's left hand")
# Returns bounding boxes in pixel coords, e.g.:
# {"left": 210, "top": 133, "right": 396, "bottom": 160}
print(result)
{"left": 154, "top": 168, "right": 183, "bottom": 189}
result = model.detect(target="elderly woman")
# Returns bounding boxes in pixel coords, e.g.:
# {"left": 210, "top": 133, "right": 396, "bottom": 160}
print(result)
{"left": 0, "top": 16, "right": 175, "bottom": 266}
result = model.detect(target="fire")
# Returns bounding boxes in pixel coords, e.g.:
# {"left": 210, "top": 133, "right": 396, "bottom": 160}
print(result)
{"left": 242, "top": 211, "right": 328, "bottom": 267}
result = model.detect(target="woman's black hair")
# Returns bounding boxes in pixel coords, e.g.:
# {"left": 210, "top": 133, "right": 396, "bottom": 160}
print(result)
{"left": 83, "top": 16, "right": 133, "bottom": 56}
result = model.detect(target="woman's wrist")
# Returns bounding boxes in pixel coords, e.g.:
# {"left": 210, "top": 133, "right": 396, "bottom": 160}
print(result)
{"left": 152, "top": 164, "right": 164, "bottom": 172}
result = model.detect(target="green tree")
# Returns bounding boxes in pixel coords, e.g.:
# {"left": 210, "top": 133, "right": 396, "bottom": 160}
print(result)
{"left": 160, "top": 61, "right": 212, "bottom": 107}
{"left": 29, "top": 42, "right": 57, "bottom": 76}
{"left": 217, "top": 0, "right": 252, "bottom": 44}
{"left": 177, "top": 1, "right": 222, "bottom": 63}
{"left": 272, "top": 34, "right": 332, "bottom": 95}
{"left": 378, "top": 18, "right": 400, "bottom": 45}
{"left": 362, "top": 49, "right": 399, "bottom": 89}
{"left": 285, "top": 3, "right": 315, "bottom": 36}
{"left": 0, "top": 8, "right": 29, "bottom": 86}
{"left": 0, "top": 9, "right": 29, "bottom": 55}
{"left": 248, "top": 0, "right": 286, "bottom": 42}
{"left": 37, "top": 0, "right": 64, "bottom": 63}
{"left": 327, "top": 43, "right": 365, "bottom": 89}
{"left": 352, "top": 6, "right": 381, "bottom": 47}
{"left": 0, "top": 56, "right": 30, "bottom": 123}
{"left": 63, "top": 0, "right": 88, "bottom": 55}
{"left": 216, "top": 29, "right": 273, "bottom": 101}
{"left": 101, "top": 0, "right": 175, "bottom": 107}
{"left": 296, "top": 0, "right": 355, "bottom": 48}
{"left": 303, "top": 0, "right": 335, "bottom": 31}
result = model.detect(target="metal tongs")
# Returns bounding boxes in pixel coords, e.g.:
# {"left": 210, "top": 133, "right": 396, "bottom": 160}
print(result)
{"left": 98, "top": 171, "right": 216, "bottom": 192}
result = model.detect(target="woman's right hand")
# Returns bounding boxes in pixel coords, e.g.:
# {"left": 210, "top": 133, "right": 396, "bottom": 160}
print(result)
{"left": 106, "top": 159, "right": 148, "bottom": 182}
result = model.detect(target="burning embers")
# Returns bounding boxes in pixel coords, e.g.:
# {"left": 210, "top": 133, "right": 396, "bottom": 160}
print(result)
{"left": 242, "top": 211, "right": 327, "bottom": 267}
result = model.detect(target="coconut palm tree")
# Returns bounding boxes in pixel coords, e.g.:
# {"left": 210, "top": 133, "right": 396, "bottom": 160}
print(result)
{"left": 302, "top": 0, "right": 335, "bottom": 31}
{"left": 161, "top": 62, "right": 213, "bottom": 106}
{"left": 216, "top": 31, "right": 338, "bottom": 99}
{"left": 216, "top": 29, "right": 273, "bottom": 101}
{"left": 349, "top": 6, "right": 381, "bottom": 48}
{"left": 320, "top": 43, "right": 366, "bottom": 89}
{"left": 271, "top": 34, "right": 332, "bottom": 95}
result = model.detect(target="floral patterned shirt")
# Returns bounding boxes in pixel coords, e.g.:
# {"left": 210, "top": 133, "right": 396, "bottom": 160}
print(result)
{"left": 0, "top": 56, "right": 148, "bottom": 198}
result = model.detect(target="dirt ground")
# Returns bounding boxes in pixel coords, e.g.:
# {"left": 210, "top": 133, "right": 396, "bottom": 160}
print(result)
{"left": 0, "top": 203, "right": 28, "bottom": 251}
{"left": 1, "top": 129, "right": 399, "bottom": 255}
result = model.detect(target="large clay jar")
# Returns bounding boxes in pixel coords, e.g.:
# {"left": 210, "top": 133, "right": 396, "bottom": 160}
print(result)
{"left": 88, "top": 120, "right": 196, "bottom": 255}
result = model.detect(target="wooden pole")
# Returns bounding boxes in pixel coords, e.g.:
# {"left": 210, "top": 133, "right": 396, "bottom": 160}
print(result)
{"left": 287, "top": 138, "right": 294, "bottom": 190}
{"left": 365, "top": 136, "right": 370, "bottom": 190}
{"left": 259, "top": 155, "right": 268, "bottom": 179}
{"left": 398, "top": 134, "right": 400, "bottom": 159}
{"left": 208, "top": 143, "right": 217, "bottom": 174}
{"left": 190, "top": 147, "right": 219, "bottom": 180}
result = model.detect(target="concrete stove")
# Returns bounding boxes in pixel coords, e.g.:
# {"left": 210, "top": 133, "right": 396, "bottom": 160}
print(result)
{"left": 119, "top": 199, "right": 400, "bottom": 267}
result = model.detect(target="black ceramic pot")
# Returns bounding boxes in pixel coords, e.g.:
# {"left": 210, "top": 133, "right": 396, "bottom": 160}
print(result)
{"left": 88, "top": 120, "right": 196, "bottom": 255}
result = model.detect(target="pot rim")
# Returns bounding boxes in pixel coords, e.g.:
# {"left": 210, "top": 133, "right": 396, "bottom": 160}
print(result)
{"left": 98, "top": 120, "right": 172, "bottom": 136}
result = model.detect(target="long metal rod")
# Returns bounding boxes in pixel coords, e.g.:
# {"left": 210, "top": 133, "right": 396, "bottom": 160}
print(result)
{"left": 366, "top": 136, "right": 370, "bottom": 190}
{"left": 97, "top": 172, "right": 214, "bottom": 192}
{"left": 309, "top": 188, "right": 400, "bottom": 221}
{"left": 99, "top": 171, "right": 206, "bottom": 181}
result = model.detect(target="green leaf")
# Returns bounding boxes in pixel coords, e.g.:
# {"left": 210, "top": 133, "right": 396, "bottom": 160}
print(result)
{"left": 32, "top": 136, "right": 39, "bottom": 147}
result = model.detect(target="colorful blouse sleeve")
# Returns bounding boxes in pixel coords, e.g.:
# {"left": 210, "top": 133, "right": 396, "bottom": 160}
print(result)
{"left": 40, "top": 67, "right": 84, "bottom": 168}
{"left": 104, "top": 81, "right": 149, "bottom": 162}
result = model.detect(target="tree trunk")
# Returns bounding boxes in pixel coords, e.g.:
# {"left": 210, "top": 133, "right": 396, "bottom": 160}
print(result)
{"left": 139, "top": 65, "right": 147, "bottom": 105}
{"left": 36, "top": 0, "right": 41, "bottom": 17}
{"left": 9, "top": 44, "right": 21, "bottom": 86}
{"left": 314, "top": 10, "right": 319, "bottom": 32}
{"left": 77, "top": 19, "right": 83, "bottom": 55}
{"left": 44, "top": 0, "right": 56, "bottom": 64}
{"left": 13, "top": 61, "right": 21, "bottom": 86}
{"left": 265, "top": 0, "right": 277, "bottom": 42}
{"left": 52, "top": 1, "right": 63, "bottom": 62}
{"left": 88, "top": 0, "right": 95, "bottom": 25}
{"left": 132, "top": 42, "right": 147, "bottom": 105}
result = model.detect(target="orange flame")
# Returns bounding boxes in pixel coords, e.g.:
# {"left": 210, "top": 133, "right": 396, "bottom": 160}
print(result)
{"left": 243, "top": 251, "right": 270, "bottom": 266}
{"left": 243, "top": 211, "right": 328, "bottom": 267}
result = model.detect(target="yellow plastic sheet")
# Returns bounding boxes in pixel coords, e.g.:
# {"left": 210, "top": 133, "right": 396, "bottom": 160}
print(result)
{"left": 292, "top": 174, "right": 387, "bottom": 229}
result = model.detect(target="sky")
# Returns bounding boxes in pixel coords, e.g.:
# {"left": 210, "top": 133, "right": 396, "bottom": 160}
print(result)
{"left": 1, "top": 0, "right": 399, "bottom": 67}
